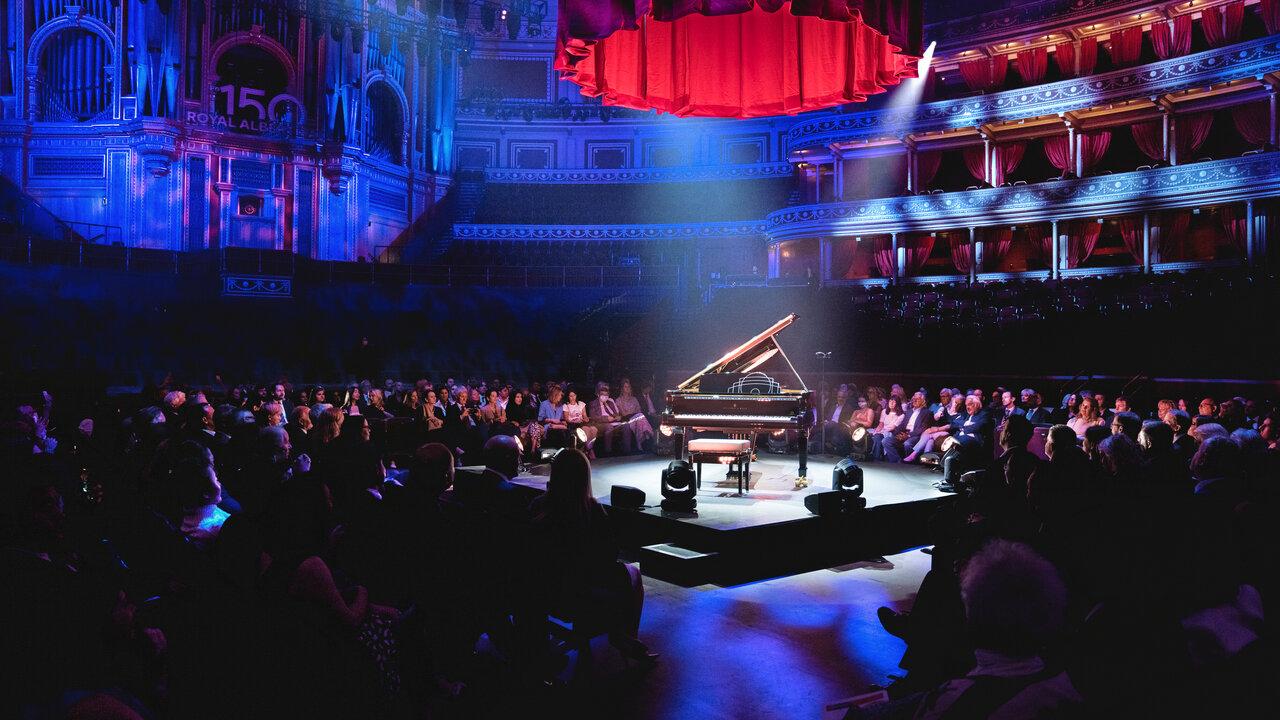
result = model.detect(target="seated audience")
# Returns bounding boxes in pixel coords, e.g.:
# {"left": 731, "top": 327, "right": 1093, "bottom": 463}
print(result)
{"left": 587, "top": 382, "right": 636, "bottom": 456}
{"left": 1068, "top": 396, "right": 1105, "bottom": 437}
{"left": 537, "top": 385, "right": 570, "bottom": 450}
{"left": 615, "top": 378, "right": 656, "bottom": 452}
{"left": 870, "top": 395, "right": 905, "bottom": 462}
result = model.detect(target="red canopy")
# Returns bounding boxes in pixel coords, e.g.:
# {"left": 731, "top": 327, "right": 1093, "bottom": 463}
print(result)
{"left": 555, "top": 1, "right": 922, "bottom": 119}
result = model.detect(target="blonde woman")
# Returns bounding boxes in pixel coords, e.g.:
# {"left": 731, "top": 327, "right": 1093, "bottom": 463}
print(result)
{"left": 1068, "top": 396, "right": 1106, "bottom": 437}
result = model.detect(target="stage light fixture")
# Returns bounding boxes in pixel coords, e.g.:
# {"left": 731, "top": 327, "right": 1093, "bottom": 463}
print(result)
{"left": 575, "top": 427, "right": 589, "bottom": 444}
{"left": 832, "top": 458, "right": 864, "bottom": 495}
{"left": 849, "top": 426, "right": 871, "bottom": 460}
{"left": 940, "top": 435, "right": 957, "bottom": 453}
{"left": 660, "top": 460, "right": 697, "bottom": 511}
{"left": 538, "top": 447, "right": 562, "bottom": 463}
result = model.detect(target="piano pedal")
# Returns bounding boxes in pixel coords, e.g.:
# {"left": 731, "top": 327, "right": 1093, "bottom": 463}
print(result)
{"left": 794, "top": 476, "right": 809, "bottom": 489}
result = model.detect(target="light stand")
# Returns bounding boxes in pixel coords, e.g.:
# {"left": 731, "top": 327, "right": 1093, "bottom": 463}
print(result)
{"left": 815, "top": 351, "right": 831, "bottom": 454}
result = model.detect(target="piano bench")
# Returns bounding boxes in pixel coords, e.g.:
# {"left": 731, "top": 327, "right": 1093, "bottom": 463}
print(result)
{"left": 688, "top": 439, "right": 753, "bottom": 494}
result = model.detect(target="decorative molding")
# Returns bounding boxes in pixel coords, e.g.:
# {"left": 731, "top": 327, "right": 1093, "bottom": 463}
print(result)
{"left": 927, "top": 0, "right": 1157, "bottom": 52}
{"left": 786, "top": 36, "right": 1280, "bottom": 152}
{"left": 453, "top": 221, "right": 768, "bottom": 241}
{"left": 765, "top": 153, "right": 1280, "bottom": 242}
{"left": 483, "top": 162, "right": 795, "bottom": 184}
{"left": 221, "top": 274, "right": 292, "bottom": 297}
{"left": 1152, "top": 258, "right": 1247, "bottom": 273}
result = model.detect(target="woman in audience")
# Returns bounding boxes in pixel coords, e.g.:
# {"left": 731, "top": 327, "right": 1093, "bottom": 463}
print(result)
{"left": 506, "top": 389, "right": 541, "bottom": 458}
{"left": 1052, "top": 392, "right": 1081, "bottom": 425}
{"left": 1069, "top": 396, "right": 1106, "bottom": 437}
{"left": 561, "top": 387, "right": 596, "bottom": 455}
{"left": 399, "top": 389, "right": 424, "bottom": 421}
{"left": 615, "top": 378, "right": 655, "bottom": 451}
{"left": 288, "top": 405, "right": 313, "bottom": 459}
{"left": 905, "top": 393, "right": 963, "bottom": 462}
{"left": 340, "top": 384, "right": 366, "bottom": 416}
{"left": 422, "top": 390, "right": 445, "bottom": 439}
{"left": 538, "top": 385, "right": 570, "bottom": 449}
{"left": 871, "top": 394, "right": 905, "bottom": 461}
{"left": 363, "top": 389, "right": 392, "bottom": 420}
{"left": 529, "top": 449, "right": 657, "bottom": 667}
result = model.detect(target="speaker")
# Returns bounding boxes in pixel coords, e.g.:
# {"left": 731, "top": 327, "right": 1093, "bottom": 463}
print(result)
{"left": 804, "top": 490, "right": 868, "bottom": 516}
{"left": 610, "top": 484, "right": 646, "bottom": 510}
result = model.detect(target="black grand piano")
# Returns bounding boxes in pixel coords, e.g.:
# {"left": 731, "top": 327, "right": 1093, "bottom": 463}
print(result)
{"left": 662, "top": 314, "right": 815, "bottom": 484}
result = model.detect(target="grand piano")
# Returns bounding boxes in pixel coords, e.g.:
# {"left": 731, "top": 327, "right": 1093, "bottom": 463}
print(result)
{"left": 662, "top": 314, "right": 815, "bottom": 483}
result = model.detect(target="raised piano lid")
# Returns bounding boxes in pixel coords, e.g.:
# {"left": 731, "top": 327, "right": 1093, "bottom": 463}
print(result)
{"left": 673, "top": 313, "right": 809, "bottom": 393}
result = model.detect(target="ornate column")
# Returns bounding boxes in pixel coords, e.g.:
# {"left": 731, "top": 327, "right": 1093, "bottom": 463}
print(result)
{"left": 967, "top": 226, "right": 977, "bottom": 283}
{"left": 891, "top": 232, "right": 901, "bottom": 284}
{"left": 768, "top": 243, "right": 780, "bottom": 278}
{"left": 1247, "top": 199, "right": 1256, "bottom": 265}
{"left": 975, "top": 229, "right": 985, "bottom": 275}
{"left": 1142, "top": 212, "right": 1151, "bottom": 273}
{"left": 905, "top": 141, "right": 917, "bottom": 194}
{"left": 1051, "top": 219, "right": 1060, "bottom": 279}
{"left": 820, "top": 236, "right": 832, "bottom": 281}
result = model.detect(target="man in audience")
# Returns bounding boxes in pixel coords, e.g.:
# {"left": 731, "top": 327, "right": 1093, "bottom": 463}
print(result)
{"left": 1164, "top": 409, "right": 1197, "bottom": 461}
{"left": 911, "top": 540, "right": 1081, "bottom": 720}
{"left": 588, "top": 381, "right": 636, "bottom": 455}
{"left": 820, "top": 388, "right": 855, "bottom": 454}
{"left": 1260, "top": 413, "right": 1278, "bottom": 450}
{"left": 884, "top": 391, "right": 931, "bottom": 463}
{"left": 996, "top": 390, "right": 1025, "bottom": 432}
{"left": 930, "top": 388, "right": 953, "bottom": 416}
{"left": 1110, "top": 410, "right": 1142, "bottom": 441}
{"left": 272, "top": 384, "right": 294, "bottom": 420}
{"left": 1021, "top": 389, "right": 1051, "bottom": 424}
{"left": 940, "top": 394, "right": 993, "bottom": 491}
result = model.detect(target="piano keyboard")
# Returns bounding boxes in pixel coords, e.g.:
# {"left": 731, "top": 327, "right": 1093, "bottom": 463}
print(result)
{"left": 665, "top": 414, "right": 799, "bottom": 424}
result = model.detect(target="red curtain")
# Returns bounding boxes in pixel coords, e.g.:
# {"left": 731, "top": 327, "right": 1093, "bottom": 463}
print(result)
{"left": 984, "top": 228, "right": 1013, "bottom": 271}
{"left": 555, "top": 2, "right": 921, "bottom": 118}
{"left": 1043, "top": 134, "right": 1071, "bottom": 172}
{"left": 1066, "top": 220, "right": 1101, "bottom": 269}
{"left": 1162, "top": 210, "right": 1192, "bottom": 261}
{"left": 873, "top": 237, "right": 895, "bottom": 278}
{"left": 992, "top": 142, "right": 1026, "bottom": 187}
{"left": 1264, "top": 0, "right": 1280, "bottom": 34}
{"left": 1026, "top": 224, "right": 1053, "bottom": 263}
{"left": 949, "top": 233, "right": 972, "bottom": 274}
{"left": 831, "top": 236, "right": 860, "bottom": 279}
{"left": 1107, "top": 26, "right": 1144, "bottom": 68}
{"left": 962, "top": 146, "right": 988, "bottom": 184}
{"left": 1178, "top": 113, "right": 1215, "bottom": 159}
{"left": 1017, "top": 47, "right": 1047, "bottom": 84}
{"left": 1131, "top": 120, "right": 1164, "bottom": 161}
{"left": 1080, "top": 130, "right": 1111, "bottom": 174}
{"left": 1117, "top": 216, "right": 1143, "bottom": 262}
{"left": 1219, "top": 205, "right": 1248, "bottom": 254}
{"left": 1232, "top": 102, "right": 1271, "bottom": 146}
{"left": 903, "top": 233, "right": 935, "bottom": 275}
{"left": 916, "top": 151, "right": 942, "bottom": 189}
{"left": 1202, "top": 1, "right": 1244, "bottom": 49}
{"left": 1079, "top": 38, "right": 1098, "bottom": 75}
{"left": 1055, "top": 42, "right": 1075, "bottom": 77}
{"left": 959, "top": 55, "right": 1008, "bottom": 92}
{"left": 1152, "top": 15, "right": 1192, "bottom": 59}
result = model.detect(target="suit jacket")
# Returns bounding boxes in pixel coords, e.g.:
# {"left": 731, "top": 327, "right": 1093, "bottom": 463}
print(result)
{"left": 587, "top": 397, "right": 622, "bottom": 425}
{"left": 892, "top": 407, "right": 933, "bottom": 441}
{"left": 953, "top": 410, "right": 995, "bottom": 452}
{"left": 822, "top": 401, "right": 855, "bottom": 426}
{"left": 1023, "top": 407, "right": 1052, "bottom": 425}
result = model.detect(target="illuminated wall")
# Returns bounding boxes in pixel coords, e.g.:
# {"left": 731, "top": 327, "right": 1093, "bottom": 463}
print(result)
{"left": 1, "top": 0, "right": 458, "bottom": 261}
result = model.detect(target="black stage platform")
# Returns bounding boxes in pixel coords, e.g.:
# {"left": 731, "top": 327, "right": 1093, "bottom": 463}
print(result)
{"left": 513, "top": 453, "right": 956, "bottom": 586}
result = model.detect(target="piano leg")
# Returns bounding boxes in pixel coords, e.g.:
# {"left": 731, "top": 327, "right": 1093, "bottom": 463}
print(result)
{"left": 796, "top": 428, "right": 810, "bottom": 488}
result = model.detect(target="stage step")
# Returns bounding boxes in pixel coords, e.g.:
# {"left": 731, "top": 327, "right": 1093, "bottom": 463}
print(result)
{"left": 639, "top": 543, "right": 720, "bottom": 587}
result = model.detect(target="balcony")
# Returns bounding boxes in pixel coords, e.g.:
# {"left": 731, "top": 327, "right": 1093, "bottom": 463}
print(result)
{"left": 784, "top": 35, "right": 1280, "bottom": 155}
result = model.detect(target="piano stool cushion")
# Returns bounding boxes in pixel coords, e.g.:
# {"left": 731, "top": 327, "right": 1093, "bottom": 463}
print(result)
{"left": 688, "top": 438, "right": 752, "bottom": 454}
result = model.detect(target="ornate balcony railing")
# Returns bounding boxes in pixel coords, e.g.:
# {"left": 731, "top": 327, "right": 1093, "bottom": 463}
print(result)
{"left": 453, "top": 221, "right": 768, "bottom": 241}
{"left": 765, "top": 152, "right": 1280, "bottom": 241}
{"left": 785, "top": 34, "right": 1280, "bottom": 153}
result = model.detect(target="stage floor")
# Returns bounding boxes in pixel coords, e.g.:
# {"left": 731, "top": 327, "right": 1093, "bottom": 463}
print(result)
{"left": 513, "top": 452, "right": 950, "bottom": 532}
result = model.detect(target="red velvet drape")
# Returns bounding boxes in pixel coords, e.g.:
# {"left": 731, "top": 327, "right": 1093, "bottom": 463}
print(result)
{"left": 556, "top": 1, "right": 921, "bottom": 118}
{"left": 1016, "top": 47, "right": 1047, "bottom": 84}
{"left": 1117, "top": 216, "right": 1143, "bottom": 262}
{"left": 962, "top": 146, "right": 988, "bottom": 185}
{"left": 1219, "top": 205, "right": 1248, "bottom": 253}
{"left": 873, "top": 236, "right": 895, "bottom": 278}
{"left": 1162, "top": 210, "right": 1192, "bottom": 261}
{"left": 831, "top": 236, "right": 860, "bottom": 279}
{"left": 1080, "top": 131, "right": 1111, "bottom": 174}
{"left": 993, "top": 142, "right": 1026, "bottom": 186}
{"left": 1152, "top": 15, "right": 1192, "bottom": 59}
{"left": 902, "top": 233, "right": 934, "bottom": 275}
{"left": 1043, "top": 134, "right": 1071, "bottom": 172}
{"left": 1179, "top": 113, "right": 1215, "bottom": 159}
{"left": 984, "top": 228, "right": 1013, "bottom": 271}
{"left": 959, "top": 55, "right": 1008, "bottom": 92}
{"left": 1055, "top": 38, "right": 1097, "bottom": 78}
{"left": 1131, "top": 120, "right": 1164, "bottom": 161}
{"left": 949, "top": 233, "right": 972, "bottom": 274}
{"left": 1232, "top": 101, "right": 1271, "bottom": 146}
{"left": 1026, "top": 224, "right": 1053, "bottom": 263}
{"left": 916, "top": 151, "right": 942, "bottom": 189}
{"left": 1264, "top": 0, "right": 1280, "bottom": 35}
{"left": 1202, "top": 1, "right": 1245, "bottom": 49}
{"left": 1107, "top": 26, "right": 1144, "bottom": 68}
{"left": 1066, "top": 220, "right": 1101, "bottom": 269}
